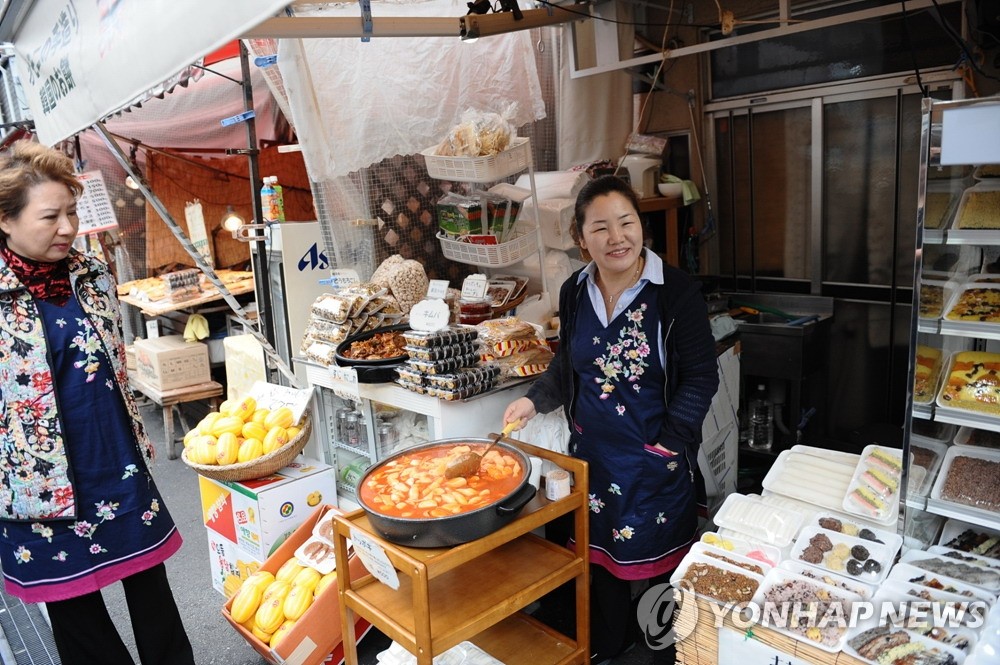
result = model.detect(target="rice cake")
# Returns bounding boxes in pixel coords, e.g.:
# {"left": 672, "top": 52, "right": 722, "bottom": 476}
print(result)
{"left": 957, "top": 189, "right": 1000, "bottom": 229}
{"left": 923, "top": 191, "right": 954, "bottom": 230}
{"left": 919, "top": 283, "right": 944, "bottom": 319}
{"left": 945, "top": 287, "right": 1000, "bottom": 322}
{"left": 914, "top": 345, "right": 943, "bottom": 404}
{"left": 941, "top": 351, "right": 1000, "bottom": 414}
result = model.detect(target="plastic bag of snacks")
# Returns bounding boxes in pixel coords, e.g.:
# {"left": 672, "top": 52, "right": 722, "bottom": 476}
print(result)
{"left": 434, "top": 105, "right": 517, "bottom": 158}
{"left": 387, "top": 260, "right": 429, "bottom": 314}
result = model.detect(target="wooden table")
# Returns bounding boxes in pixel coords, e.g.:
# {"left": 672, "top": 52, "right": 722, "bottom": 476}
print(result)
{"left": 638, "top": 195, "right": 683, "bottom": 267}
{"left": 120, "top": 279, "right": 255, "bottom": 317}
{"left": 128, "top": 374, "right": 224, "bottom": 460}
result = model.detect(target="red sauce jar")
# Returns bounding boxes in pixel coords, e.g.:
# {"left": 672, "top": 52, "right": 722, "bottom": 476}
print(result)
{"left": 458, "top": 298, "right": 492, "bottom": 325}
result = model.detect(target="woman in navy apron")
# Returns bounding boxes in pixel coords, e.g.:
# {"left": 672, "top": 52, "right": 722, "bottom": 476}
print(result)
{"left": 506, "top": 175, "right": 719, "bottom": 664}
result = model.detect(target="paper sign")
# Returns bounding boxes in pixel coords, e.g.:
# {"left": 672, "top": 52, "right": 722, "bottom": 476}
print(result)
{"left": 427, "top": 279, "right": 449, "bottom": 300}
{"left": 320, "top": 269, "right": 360, "bottom": 290}
{"left": 349, "top": 527, "right": 400, "bottom": 590}
{"left": 145, "top": 319, "right": 160, "bottom": 339}
{"left": 246, "top": 381, "right": 315, "bottom": 424}
{"left": 717, "top": 626, "right": 809, "bottom": 665}
{"left": 328, "top": 365, "right": 361, "bottom": 402}
{"left": 184, "top": 200, "right": 213, "bottom": 267}
{"left": 75, "top": 171, "right": 119, "bottom": 234}
{"left": 461, "top": 274, "right": 488, "bottom": 300}
{"left": 408, "top": 299, "right": 450, "bottom": 332}
{"left": 941, "top": 106, "right": 1000, "bottom": 165}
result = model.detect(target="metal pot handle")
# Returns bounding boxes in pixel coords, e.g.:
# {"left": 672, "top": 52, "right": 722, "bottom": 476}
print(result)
{"left": 496, "top": 482, "right": 536, "bottom": 516}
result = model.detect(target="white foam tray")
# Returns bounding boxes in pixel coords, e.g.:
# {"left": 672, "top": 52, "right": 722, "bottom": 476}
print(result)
{"left": 713, "top": 493, "right": 803, "bottom": 548}
{"left": 761, "top": 448, "right": 858, "bottom": 514}
{"left": 930, "top": 446, "right": 1000, "bottom": 522}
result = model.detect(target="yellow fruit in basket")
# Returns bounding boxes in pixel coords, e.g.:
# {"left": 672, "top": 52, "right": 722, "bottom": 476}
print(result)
{"left": 314, "top": 571, "right": 337, "bottom": 599}
{"left": 250, "top": 622, "right": 272, "bottom": 644}
{"left": 242, "top": 421, "right": 268, "bottom": 442}
{"left": 262, "top": 427, "right": 289, "bottom": 455}
{"left": 215, "top": 432, "right": 240, "bottom": 466}
{"left": 265, "top": 407, "right": 294, "bottom": 430}
{"left": 286, "top": 426, "right": 301, "bottom": 440}
{"left": 193, "top": 436, "right": 218, "bottom": 465}
{"left": 255, "top": 596, "right": 286, "bottom": 635}
{"left": 251, "top": 408, "right": 270, "bottom": 425}
{"left": 198, "top": 411, "right": 222, "bottom": 432}
{"left": 237, "top": 438, "right": 263, "bottom": 463}
{"left": 240, "top": 614, "right": 256, "bottom": 632}
{"left": 234, "top": 396, "right": 257, "bottom": 421}
{"left": 183, "top": 428, "right": 200, "bottom": 447}
{"left": 244, "top": 570, "right": 275, "bottom": 591}
{"left": 269, "top": 620, "right": 296, "bottom": 649}
{"left": 291, "top": 567, "right": 322, "bottom": 593}
{"left": 282, "top": 584, "right": 314, "bottom": 621}
{"left": 218, "top": 399, "right": 235, "bottom": 415}
{"left": 230, "top": 583, "right": 263, "bottom": 623}
{"left": 261, "top": 579, "right": 291, "bottom": 603}
{"left": 211, "top": 415, "right": 245, "bottom": 438}
{"left": 275, "top": 558, "right": 305, "bottom": 583}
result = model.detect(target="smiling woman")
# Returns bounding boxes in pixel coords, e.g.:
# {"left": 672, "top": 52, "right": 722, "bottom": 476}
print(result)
{"left": 0, "top": 140, "right": 195, "bottom": 665}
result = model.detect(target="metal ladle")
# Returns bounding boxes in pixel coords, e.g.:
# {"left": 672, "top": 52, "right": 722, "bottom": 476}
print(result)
{"left": 444, "top": 420, "right": 521, "bottom": 479}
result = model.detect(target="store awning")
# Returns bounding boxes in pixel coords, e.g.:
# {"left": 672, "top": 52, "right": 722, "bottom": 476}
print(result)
{"left": 5, "top": 0, "right": 287, "bottom": 145}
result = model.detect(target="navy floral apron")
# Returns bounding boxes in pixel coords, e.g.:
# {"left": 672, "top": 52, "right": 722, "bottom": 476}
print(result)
{"left": 570, "top": 282, "right": 697, "bottom": 580}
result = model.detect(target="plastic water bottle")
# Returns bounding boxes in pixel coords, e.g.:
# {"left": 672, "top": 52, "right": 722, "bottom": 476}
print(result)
{"left": 268, "top": 176, "right": 285, "bottom": 223}
{"left": 747, "top": 384, "right": 773, "bottom": 450}
{"left": 260, "top": 177, "right": 278, "bottom": 224}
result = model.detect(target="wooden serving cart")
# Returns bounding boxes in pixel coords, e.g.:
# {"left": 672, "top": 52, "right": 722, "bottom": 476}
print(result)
{"left": 332, "top": 438, "right": 590, "bottom": 665}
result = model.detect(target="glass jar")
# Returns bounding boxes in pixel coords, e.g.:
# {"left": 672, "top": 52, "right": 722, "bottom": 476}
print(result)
{"left": 354, "top": 410, "right": 368, "bottom": 447}
{"left": 336, "top": 407, "right": 352, "bottom": 443}
{"left": 344, "top": 412, "right": 359, "bottom": 447}
{"left": 377, "top": 420, "right": 398, "bottom": 456}
{"left": 459, "top": 298, "right": 492, "bottom": 325}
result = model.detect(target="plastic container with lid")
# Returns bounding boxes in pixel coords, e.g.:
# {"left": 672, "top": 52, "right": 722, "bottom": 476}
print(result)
{"left": 458, "top": 298, "right": 493, "bottom": 325}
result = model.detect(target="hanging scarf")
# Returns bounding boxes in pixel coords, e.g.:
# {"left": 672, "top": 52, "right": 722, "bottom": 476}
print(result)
{"left": 0, "top": 244, "right": 72, "bottom": 305}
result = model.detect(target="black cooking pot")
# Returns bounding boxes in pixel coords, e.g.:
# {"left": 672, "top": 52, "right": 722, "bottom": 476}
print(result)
{"left": 357, "top": 438, "right": 536, "bottom": 547}
{"left": 335, "top": 323, "right": 410, "bottom": 383}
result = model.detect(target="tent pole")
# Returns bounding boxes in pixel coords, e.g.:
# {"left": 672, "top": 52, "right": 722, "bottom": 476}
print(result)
{"left": 91, "top": 121, "right": 300, "bottom": 387}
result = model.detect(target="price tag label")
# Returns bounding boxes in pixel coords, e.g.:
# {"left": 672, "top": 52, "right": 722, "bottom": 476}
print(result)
{"left": 461, "top": 274, "right": 488, "bottom": 300}
{"left": 409, "top": 299, "right": 450, "bottom": 332}
{"left": 75, "top": 171, "right": 119, "bottom": 235}
{"left": 328, "top": 366, "right": 361, "bottom": 402}
{"left": 349, "top": 527, "right": 400, "bottom": 590}
{"left": 427, "top": 279, "right": 449, "bottom": 300}
{"left": 321, "top": 269, "right": 360, "bottom": 290}
{"left": 247, "top": 381, "right": 316, "bottom": 424}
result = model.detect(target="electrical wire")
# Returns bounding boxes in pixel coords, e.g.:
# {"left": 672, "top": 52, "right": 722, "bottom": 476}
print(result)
{"left": 535, "top": 0, "right": 714, "bottom": 29}
{"left": 928, "top": 0, "right": 1000, "bottom": 85}
{"left": 899, "top": 0, "right": 929, "bottom": 97}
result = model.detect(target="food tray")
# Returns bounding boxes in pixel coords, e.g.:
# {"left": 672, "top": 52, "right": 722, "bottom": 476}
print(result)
{"left": 421, "top": 137, "right": 531, "bottom": 183}
{"left": 779, "top": 559, "right": 875, "bottom": 599}
{"left": 878, "top": 578, "right": 988, "bottom": 628}
{"left": 901, "top": 548, "right": 1000, "bottom": 592}
{"left": 953, "top": 425, "right": 1000, "bottom": 450}
{"left": 842, "top": 445, "right": 903, "bottom": 525}
{"left": 947, "top": 180, "right": 1000, "bottom": 243}
{"left": 942, "top": 281, "right": 1000, "bottom": 323}
{"left": 923, "top": 181, "right": 962, "bottom": 232}
{"left": 758, "top": 491, "right": 821, "bottom": 524}
{"left": 908, "top": 436, "right": 948, "bottom": 497}
{"left": 668, "top": 548, "right": 764, "bottom": 605}
{"left": 912, "top": 419, "right": 957, "bottom": 444}
{"left": 712, "top": 493, "right": 803, "bottom": 548}
{"left": 761, "top": 448, "right": 858, "bottom": 514}
{"left": 699, "top": 531, "right": 781, "bottom": 568}
{"left": 918, "top": 279, "right": 950, "bottom": 320}
{"left": 938, "top": 518, "right": 1000, "bottom": 561}
{"left": 930, "top": 445, "right": 1000, "bottom": 519}
{"left": 973, "top": 164, "right": 1000, "bottom": 180}
{"left": 810, "top": 512, "right": 903, "bottom": 553}
{"left": 689, "top": 541, "right": 773, "bottom": 576}
{"left": 715, "top": 527, "right": 786, "bottom": 559}
{"left": 888, "top": 561, "right": 995, "bottom": 605}
{"left": 913, "top": 345, "right": 945, "bottom": 405}
{"left": 751, "top": 567, "right": 862, "bottom": 653}
{"left": 437, "top": 229, "right": 538, "bottom": 268}
{"left": 843, "top": 617, "right": 972, "bottom": 665}
{"left": 790, "top": 524, "right": 894, "bottom": 585}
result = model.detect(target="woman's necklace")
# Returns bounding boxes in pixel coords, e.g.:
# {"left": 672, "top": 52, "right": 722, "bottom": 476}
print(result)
{"left": 599, "top": 256, "right": 644, "bottom": 305}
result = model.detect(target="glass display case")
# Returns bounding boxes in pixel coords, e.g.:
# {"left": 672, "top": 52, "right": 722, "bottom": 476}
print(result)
{"left": 903, "top": 95, "right": 1000, "bottom": 550}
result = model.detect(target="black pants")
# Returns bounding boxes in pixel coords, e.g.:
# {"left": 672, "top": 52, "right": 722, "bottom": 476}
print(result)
{"left": 45, "top": 563, "right": 195, "bottom": 665}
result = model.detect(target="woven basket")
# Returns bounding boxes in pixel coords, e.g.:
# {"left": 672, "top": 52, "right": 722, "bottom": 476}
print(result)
{"left": 181, "top": 415, "right": 313, "bottom": 483}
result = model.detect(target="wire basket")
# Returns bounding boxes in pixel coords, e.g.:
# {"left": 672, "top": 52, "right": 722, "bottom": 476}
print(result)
{"left": 421, "top": 137, "right": 531, "bottom": 183}
{"left": 181, "top": 414, "right": 312, "bottom": 483}
{"left": 437, "top": 229, "right": 537, "bottom": 268}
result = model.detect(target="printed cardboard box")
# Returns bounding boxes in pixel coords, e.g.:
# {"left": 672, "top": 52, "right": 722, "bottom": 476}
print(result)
{"left": 132, "top": 335, "right": 211, "bottom": 390}
{"left": 206, "top": 530, "right": 264, "bottom": 597}
{"left": 223, "top": 505, "right": 372, "bottom": 665}
{"left": 199, "top": 456, "right": 337, "bottom": 559}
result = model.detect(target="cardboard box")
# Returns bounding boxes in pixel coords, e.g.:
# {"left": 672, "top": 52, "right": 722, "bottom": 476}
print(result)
{"left": 199, "top": 456, "right": 337, "bottom": 559}
{"left": 223, "top": 505, "right": 372, "bottom": 665}
{"left": 207, "top": 531, "right": 265, "bottom": 597}
{"left": 132, "top": 335, "right": 211, "bottom": 390}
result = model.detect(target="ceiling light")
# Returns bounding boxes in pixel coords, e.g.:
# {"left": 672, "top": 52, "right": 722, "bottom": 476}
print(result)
{"left": 221, "top": 206, "right": 245, "bottom": 233}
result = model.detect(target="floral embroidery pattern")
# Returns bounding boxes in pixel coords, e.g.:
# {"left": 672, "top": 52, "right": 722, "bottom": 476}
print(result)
{"left": 31, "top": 523, "right": 54, "bottom": 542}
{"left": 122, "top": 464, "right": 138, "bottom": 480}
{"left": 589, "top": 494, "right": 605, "bottom": 513}
{"left": 667, "top": 461, "right": 678, "bottom": 472}
{"left": 142, "top": 499, "right": 161, "bottom": 526}
{"left": 14, "top": 546, "right": 31, "bottom": 563}
{"left": 52, "top": 551, "right": 68, "bottom": 562}
{"left": 72, "top": 521, "right": 96, "bottom": 539}
{"left": 95, "top": 501, "right": 119, "bottom": 522}
{"left": 89, "top": 543, "right": 107, "bottom": 555}
{"left": 608, "top": 483, "right": 622, "bottom": 496}
{"left": 592, "top": 304, "right": 651, "bottom": 417}
{"left": 592, "top": 336, "right": 601, "bottom": 345}
{"left": 55, "top": 317, "right": 67, "bottom": 328}
{"left": 612, "top": 526, "right": 635, "bottom": 542}
{"left": 656, "top": 513, "right": 667, "bottom": 524}
{"left": 70, "top": 317, "right": 102, "bottom": 382}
